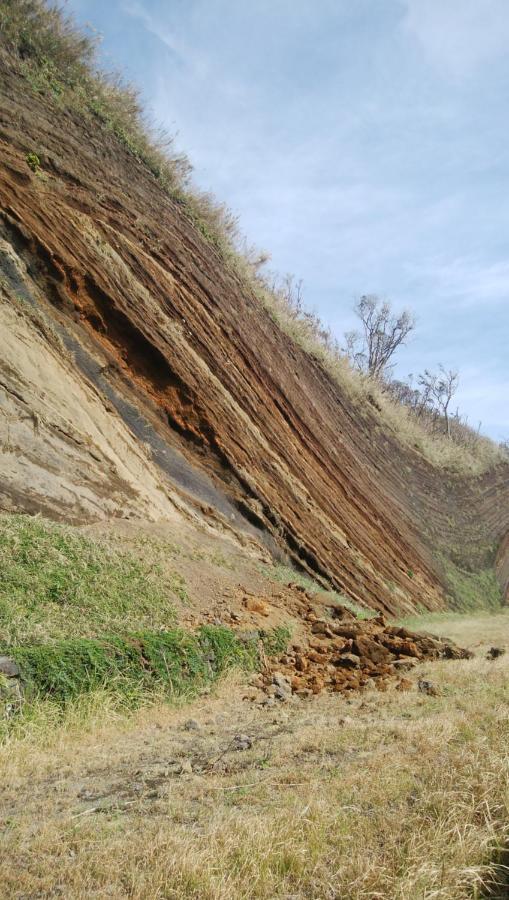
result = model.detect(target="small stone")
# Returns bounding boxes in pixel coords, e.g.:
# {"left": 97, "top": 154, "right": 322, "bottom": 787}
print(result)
{"left": 274, "top": 686, "right": 290, "bottom": 701}
{"left": 335, "top": 652, "right": 361, "bottom": 669}
{"left": 272, "top": 672, "right": 291, "bottom": 691}
{"left": 311, "top": 620, "right": 333, "bottom": 637}
{"left": 232, "top": 734, "right": 252, "bottom": 751}
{"left": 244, "top": 597, "right": 270, "bottom": 616}
{"left": 295, "top": 655, "right": 309, "bottom": 672}
{"left": 183, "top": 718, "right": 201, "bottom": 732}
{"left": 487, "top": 646, "right": 505, "bottom": 660}
{"left": 392, "top": 657, "right": 418, "bottom": 670}
{"left": 417, "top": 679, "right": 439, "bottom": 696}
{"left": 0, "top": 657, "right": 20, "bottom": 678}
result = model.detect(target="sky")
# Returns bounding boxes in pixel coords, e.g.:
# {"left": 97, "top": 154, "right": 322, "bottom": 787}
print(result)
{"left": 66, "top": 0, "right": 508, "bottom": 440}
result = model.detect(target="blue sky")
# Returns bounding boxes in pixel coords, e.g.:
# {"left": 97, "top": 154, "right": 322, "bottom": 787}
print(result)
{"left": 67, "top": 0, "right": 508, "bottom": 440}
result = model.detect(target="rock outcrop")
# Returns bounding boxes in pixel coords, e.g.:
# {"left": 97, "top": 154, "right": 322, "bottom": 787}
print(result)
{"left": 0, "top": 58, "right": 508, "bottom": 614}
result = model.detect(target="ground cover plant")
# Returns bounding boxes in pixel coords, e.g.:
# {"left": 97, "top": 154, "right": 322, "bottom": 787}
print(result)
{"left": 0, "top": 514, "right": 290, "bottom": 731}
{"left": 0, "top": 513, "right": 181, "bottom": 643}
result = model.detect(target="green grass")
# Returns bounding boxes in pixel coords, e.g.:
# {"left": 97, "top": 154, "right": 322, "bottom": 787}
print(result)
{"left": 6, "top": 625, "right": 260, "bottom": 707}
{"left": 25, "top": 150, "right": 40, "bottom": 172}
{"left": 440, "top": 557, "right": 503, "bottom": 613}
{"left": 0, "top": 624, "right": 290, "bottom": 736}
{"left": 0, "top": 514, "right": 183, "bottom": 644}
{"left": 0, "top": 514, "right": 291, "bottom": 731}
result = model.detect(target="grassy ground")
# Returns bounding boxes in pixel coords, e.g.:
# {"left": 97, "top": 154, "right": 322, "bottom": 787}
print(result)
{"left": 0, "top": 611, "right": 508, "bottom": 898}
{"left": 0, "top": 513, "right": 184, "bottom": 643}
{"left": 0, "top": 515, "right": 289, "bottom": 727}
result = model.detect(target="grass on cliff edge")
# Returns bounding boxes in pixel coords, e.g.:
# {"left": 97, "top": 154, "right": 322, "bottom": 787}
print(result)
{"left": 0, "top": 612, "right": 508, "bottom": 899}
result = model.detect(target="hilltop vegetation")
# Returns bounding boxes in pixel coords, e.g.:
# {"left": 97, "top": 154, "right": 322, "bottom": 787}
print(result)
{"left": 0, "top": 0, "right": 504, "bottom": 475}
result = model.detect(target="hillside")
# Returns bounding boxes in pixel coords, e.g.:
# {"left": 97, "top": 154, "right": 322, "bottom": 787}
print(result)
{"left": 0, "top": 16, "right": 508, "bottom": 618}
{"left": 2, "top": 5, "right": 509, "bottom": 898}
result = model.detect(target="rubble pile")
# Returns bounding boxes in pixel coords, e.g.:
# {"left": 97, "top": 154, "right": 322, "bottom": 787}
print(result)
{"left": 255, "top": 594, "right": 472, "bottom": 699}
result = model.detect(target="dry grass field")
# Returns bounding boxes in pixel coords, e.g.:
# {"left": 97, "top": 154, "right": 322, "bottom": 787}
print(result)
{"left": 1, "top": 611, "right": 508, "bottom": 899}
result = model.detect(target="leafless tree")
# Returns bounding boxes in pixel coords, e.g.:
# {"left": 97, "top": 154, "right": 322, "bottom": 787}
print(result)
{"left": 344, "top": 295, "right": 416, "bottom": 380}
{"left": 417, "top": 366, "right": 459, "bottom": 437}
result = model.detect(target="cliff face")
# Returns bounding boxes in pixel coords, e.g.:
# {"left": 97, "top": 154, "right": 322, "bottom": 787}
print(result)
{"left": 0, "top": 61, "right": 508, "bottom": 614}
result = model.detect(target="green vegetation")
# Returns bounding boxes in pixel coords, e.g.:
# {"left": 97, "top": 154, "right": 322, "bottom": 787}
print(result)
{"left": 6, "top": 625, "right": 261, "bottom": 707}
{"left": 260, "top": 625, "right": 292, "bottom": 657}
{"left": 0, "top": 514, "right": 183, "bottom": 644}
{"left": 0, "top": 514, "right": 290, "bottom": 728}
{"left": 441, "top": 558, "right": 503, "bottom": 613}
{"left": 25, "top": 150, "right": 40, "bottom": 172}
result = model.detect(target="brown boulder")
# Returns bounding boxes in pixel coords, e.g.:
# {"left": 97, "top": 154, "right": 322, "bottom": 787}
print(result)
{"left": 335, "top": 652, "right": 361, "bottom": 669}
{"left": 244, "top": 597, "right": 270, "bottom": 616}
{"left": 353, "top": 636, "right": 394, "bottom": 666}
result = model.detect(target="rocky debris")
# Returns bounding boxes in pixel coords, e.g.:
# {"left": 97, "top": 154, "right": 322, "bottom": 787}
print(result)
{"left": 0, "top": 655, "right": 23, "bottom": 717}
{"left": 231, "top": 734, "right": 253, "bottom": 751}
{"left": 257, "top": 602, "right": 471, "bottom": 699}
{"left": 417, "top": 679, "right": 439, "bottom": 696}
{"left": 487, "top": 646, "right": 505, "bottom": 660}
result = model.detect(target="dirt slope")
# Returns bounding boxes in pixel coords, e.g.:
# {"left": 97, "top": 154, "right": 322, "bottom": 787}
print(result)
{"left": 0, "top": 60, "right": 508, "bottom": 614}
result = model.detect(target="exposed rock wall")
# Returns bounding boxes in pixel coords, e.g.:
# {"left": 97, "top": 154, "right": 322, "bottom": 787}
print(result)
{"left": 0, "top": 62, "right": 508, "bottom": 614}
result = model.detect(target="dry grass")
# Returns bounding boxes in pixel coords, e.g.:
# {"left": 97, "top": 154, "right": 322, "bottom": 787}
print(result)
{"left": 1, "top": 612, "right": 508, "bottom": 898}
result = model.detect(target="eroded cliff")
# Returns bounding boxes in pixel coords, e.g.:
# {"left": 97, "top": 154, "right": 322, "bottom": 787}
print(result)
{"left": 0, "top": 58, "right": 508, "bottom": 614}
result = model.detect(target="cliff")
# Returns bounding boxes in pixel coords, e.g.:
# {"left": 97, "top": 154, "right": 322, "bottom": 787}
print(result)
{"left": 0, "top": 45, "right": 507, "bottom": 615}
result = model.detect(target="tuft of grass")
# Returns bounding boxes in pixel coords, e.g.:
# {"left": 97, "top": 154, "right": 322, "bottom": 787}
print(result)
{"left": 260, "top": 625, "right": 292, "bottom": 657}
{"left": 0, "top": 514, "right": 183, "bottom": 643}
{"left": 25, "top": 150, "right": 41, "bottom": 172}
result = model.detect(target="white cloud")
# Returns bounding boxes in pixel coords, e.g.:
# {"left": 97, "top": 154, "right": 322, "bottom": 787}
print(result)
{"left": 402, "top": 0, "right": 509, "bottom": 78}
